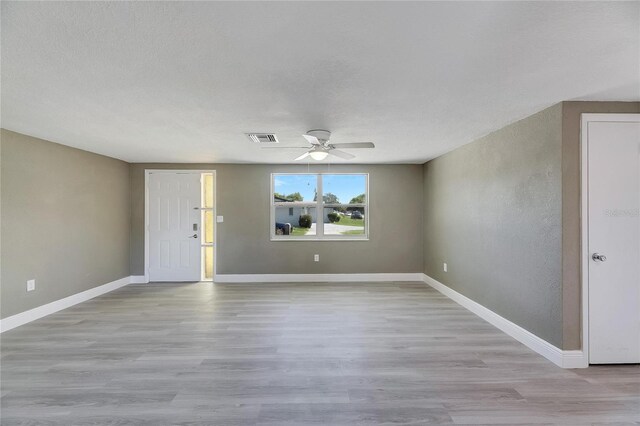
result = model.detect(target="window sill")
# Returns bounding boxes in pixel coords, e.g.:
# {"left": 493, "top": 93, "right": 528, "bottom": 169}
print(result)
{"left": 270, "top": 237, "right": 370, "bottom": 242}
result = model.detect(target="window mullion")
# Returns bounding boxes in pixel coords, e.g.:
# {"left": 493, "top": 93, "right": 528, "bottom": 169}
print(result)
{"left": 317, "top": 174, "right": 324, "bottom": 238}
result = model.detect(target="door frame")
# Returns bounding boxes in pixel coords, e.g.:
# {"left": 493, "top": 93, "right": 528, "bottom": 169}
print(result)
{"left": 580, "top": 113, "right": 640, "bottom": 365}
{"left": 144, "top": 169, "right": 217, "bottom": 283}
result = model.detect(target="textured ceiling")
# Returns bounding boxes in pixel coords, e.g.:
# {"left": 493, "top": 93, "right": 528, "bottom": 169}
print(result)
{"left": 1, "top": 1, "right": 638, "bottom": 164}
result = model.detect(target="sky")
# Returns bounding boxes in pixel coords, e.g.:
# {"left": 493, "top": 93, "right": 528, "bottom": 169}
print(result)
{"left": 274, "top": 174, "right": 366, "bottom": 203}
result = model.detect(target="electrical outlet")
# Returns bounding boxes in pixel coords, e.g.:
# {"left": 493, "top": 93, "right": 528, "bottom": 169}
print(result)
{"left": 314, "top": 254, "right": 320, "bottom": 262}
{"left": 216, "top": 216, "right": 224, "bottom": 223}
{"left": 27, "top": 279, "right": 36, "bottom": 292}
{"left": 443, "top": 263, "right": 448, "bottom": 272}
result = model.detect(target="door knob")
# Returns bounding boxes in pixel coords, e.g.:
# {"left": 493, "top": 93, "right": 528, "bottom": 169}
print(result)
{"left": 189, "top": 234, "right": 198, "bottom": 239}
{"left": 592, "top": 253, "right": 607, "bottom": 262}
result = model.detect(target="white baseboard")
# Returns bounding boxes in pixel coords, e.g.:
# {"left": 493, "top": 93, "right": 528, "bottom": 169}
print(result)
{"left": 214, "top": 273, "right": 424, "bottom": 283}
{"left": 129, "top": 275, "right": 148, "bottom": 284}
{"left": 422, "top": 274, "right": 587, "bottom": 369}
{"left": 1, "top": 272, "right": 587, "bottom": 368}
{"left": 0, "top": 276, "right": 132, "bottom": 333}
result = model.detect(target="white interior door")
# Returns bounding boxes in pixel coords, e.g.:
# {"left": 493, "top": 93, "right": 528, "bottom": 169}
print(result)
{"left": 148, "top": 172, "right": 201, "bottom": 282}
{"left": 587, "top": 117, "right": 640, "bottom": 364}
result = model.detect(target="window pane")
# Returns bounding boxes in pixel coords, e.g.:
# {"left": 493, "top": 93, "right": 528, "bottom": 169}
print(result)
{"left": 274, "top": 206, "right": 316, "bottom": 236}
{"left": 203, "top": 246, "right": 214, "bottom": 280}
{"left": 321, "top": 174, "right": 366, "bottom": 205}
{"left": 203, "top": 210, "right": 214, "bottom": 243}
{"left": 273, "top": 174, "right": 317, "bottom": 203}
{"left": 203, "top": 174, "right": 214, "bottom": 208}
{"left": 324, "top": 208, "right": 366, "bottom": 236}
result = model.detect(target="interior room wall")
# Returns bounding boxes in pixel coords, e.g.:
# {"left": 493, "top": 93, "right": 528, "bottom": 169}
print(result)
{"left": 423, "top": 101, "right": 640, "bottom": 350}
{"left": 423, "top": 104, "right": 564, "bottom": 347}
{"left": 130, "top": 163, "right": 424, "bottom": 276}
{"left": 1, "top": 130, "right": 131, "bottom": 319}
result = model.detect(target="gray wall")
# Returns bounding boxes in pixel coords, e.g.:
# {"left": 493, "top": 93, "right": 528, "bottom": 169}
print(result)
{"left": 1, "top": 130, "right": 130, "bottom": 319}
{"left": 130, "top": 164, "right": 423, "bottom": 275}
{"left": 423, "top": 104, "right": 564, "bottom": 347}
{"left": 423, "top": 101, "right": 640, "bottom": 350}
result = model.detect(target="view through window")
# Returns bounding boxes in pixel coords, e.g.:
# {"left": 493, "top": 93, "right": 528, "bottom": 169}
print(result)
{"left": 272, "top": 173, "right": 368, "bottom": 240}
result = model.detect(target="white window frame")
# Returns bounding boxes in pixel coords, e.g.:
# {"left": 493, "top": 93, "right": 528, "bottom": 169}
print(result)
{"left": 270, "top": 173, "right": 369, "bottom": 241}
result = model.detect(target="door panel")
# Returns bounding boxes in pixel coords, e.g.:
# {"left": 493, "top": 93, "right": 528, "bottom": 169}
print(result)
{"left": 149, "top": 173, "right": 201, "bottom": 282}
{"left": 588, "top": 119, "right": 640, "bottom": 364}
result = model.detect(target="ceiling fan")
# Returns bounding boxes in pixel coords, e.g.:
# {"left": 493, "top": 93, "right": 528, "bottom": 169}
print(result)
{"left": 265, "top": 129, "right": 375, "bottom": 161}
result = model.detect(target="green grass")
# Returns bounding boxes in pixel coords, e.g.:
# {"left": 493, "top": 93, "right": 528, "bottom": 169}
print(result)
{"left": 291, "top": 227, "right": 310, "bottom": 236}
{"left": 282, "top": 216, "right": 365, "bottom": 237}
{"left": 333, "top": 216, "right": 365, "bottom": 227}
{"left": 340, "top": 229, "right": 365, "bottom": 235}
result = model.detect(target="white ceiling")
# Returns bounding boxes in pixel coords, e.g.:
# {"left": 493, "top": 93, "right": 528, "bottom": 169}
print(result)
{"left": 1, "top": 2, "right": 638, "bottom": 164}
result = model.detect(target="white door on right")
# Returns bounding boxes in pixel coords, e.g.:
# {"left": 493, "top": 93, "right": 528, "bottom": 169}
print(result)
{"left": 587, "top": 115, "right": 640, "bottom": 364}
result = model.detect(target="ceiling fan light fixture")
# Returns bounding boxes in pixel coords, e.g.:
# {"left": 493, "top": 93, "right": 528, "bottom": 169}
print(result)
{"left": 309, "top": 150, "right": 329, "bottom": 161}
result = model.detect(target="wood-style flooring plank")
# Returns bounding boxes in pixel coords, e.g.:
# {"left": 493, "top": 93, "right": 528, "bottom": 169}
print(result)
{"left": 1, "top": 282, "right": 639, "bottom": 425}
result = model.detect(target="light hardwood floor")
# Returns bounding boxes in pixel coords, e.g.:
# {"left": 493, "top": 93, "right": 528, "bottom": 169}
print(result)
{"left": 1, "top": 282, "right": 639, "bottom": 425}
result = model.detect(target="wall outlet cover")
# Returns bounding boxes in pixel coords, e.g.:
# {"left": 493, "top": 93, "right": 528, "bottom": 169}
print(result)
{"left": 27, "top": 279, "right": 36, "bottom": 292}
{"left": 443, "top": 263, "right": 448, "bottom": 272}
{"left": 314, "top": 254, "right": 320, "bottom": 262}
{"left": 216, "top": 216, "right": 224, "bottom": 223}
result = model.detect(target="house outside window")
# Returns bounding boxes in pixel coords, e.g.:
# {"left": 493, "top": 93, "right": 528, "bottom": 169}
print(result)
{"left": 271, "top": 173, "right": 368, "bottom": 240}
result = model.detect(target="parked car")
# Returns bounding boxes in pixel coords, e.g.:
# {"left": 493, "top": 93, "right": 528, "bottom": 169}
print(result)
{"left": 351, "top": 211, "right": 363, "bottom": 219}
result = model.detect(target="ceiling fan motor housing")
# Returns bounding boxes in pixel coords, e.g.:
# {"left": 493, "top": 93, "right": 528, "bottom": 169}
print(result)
{"left": 306, "top": 129, "right": 331, "bottom": 144}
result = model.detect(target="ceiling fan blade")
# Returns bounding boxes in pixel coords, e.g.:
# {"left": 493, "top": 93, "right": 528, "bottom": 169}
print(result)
{"left": 328, "top": 149, "right": 356, "bottom": 160}
{"left": 260, "top": 146, "right": 309, "bottom": 149}
{"left": 330, "top": 142, "right": 375, "bottom": 149}
{"left": 302, "top": 134, "right": 320, "bottom": 145}
{"left": 294, "top": 151, "right": 311, "bottom": 161}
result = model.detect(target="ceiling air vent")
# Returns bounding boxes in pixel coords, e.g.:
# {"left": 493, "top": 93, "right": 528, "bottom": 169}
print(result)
{"left": 245, "top": 133, "right": 279, "bottom": 144}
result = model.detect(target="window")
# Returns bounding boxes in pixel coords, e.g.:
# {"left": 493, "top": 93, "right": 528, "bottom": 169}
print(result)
{"left": 201, "top": 173, "right": 215, "bottom": 280}
{"left": 271, "top": 173, "right": 368, "bottom": 240}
